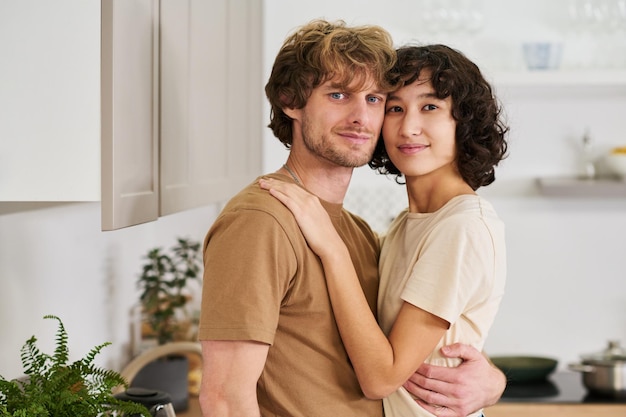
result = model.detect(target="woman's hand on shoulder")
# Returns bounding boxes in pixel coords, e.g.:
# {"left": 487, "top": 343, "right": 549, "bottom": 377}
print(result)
{"left": 259, "top": 178, "right": 341, "bottom": 258}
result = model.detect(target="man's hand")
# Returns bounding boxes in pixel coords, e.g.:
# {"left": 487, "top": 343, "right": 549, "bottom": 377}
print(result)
{"left": 403, "top": 343, "right": 506, "bottom": 417}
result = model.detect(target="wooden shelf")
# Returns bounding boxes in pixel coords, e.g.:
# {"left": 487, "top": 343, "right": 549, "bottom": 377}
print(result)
{"left": 537, "top": 177, "right": 626, "bottom": 198}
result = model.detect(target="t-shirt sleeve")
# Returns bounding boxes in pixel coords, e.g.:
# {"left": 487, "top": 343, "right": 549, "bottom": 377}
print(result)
{"left": 401, "top": 215, "right": 498, "bottom": 324}
{"left": 198, "top": 208, "right": 298, "bottom": 345}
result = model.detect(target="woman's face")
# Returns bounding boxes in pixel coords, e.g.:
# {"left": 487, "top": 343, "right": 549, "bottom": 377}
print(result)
{"left": 381, "top": 73, "right": 458, "bottom": 180}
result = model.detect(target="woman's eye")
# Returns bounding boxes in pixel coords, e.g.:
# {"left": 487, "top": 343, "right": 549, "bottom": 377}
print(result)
{"left": 423, "top": 104, "right": 438, "bottom": 111}
{"left": 386, "top": 105, "right": 403, "bottom": 113}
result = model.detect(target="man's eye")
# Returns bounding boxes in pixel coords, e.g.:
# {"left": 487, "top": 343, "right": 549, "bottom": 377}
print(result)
{"left": 367, "top": 96, "right": 383, "bottom": 104}
{"left": 330, "top": 92, "right": 345, "bottom": 99}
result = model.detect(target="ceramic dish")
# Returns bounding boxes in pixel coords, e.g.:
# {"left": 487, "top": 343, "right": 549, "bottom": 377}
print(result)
{"left": 605, "top": 151, "right": 626, "bottom": 179}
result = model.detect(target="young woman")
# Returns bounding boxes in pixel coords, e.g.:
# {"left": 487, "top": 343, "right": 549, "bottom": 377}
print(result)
{"left": 260, "top": 44, "right": 509, "bottom": 417}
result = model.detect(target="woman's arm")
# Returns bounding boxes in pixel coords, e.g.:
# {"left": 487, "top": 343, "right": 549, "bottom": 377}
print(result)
{"left": 259, "top": 178, "right": 447, "bottom": 398}
{"left": 317, "top": 241, "right": 448, "bottom": 398}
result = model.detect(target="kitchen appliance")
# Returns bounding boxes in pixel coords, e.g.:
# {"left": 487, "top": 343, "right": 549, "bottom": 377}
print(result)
{"left": 499, "top": 370, "right": 626, "bottom": 403}
{"left": 569, "top": 340, "right": 626, "bottom": 399}
{"left": 114, "top": 387, "right": 177, "bottom": 417}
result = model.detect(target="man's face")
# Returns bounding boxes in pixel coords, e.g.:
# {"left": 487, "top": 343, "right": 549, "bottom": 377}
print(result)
{"left": 286, "top": 75, "right": 386, "bottom": 168}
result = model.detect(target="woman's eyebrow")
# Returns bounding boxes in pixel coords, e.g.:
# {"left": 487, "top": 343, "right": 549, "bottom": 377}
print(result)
{"left": 387, "top": 91, "right": 438, "bottom": 101}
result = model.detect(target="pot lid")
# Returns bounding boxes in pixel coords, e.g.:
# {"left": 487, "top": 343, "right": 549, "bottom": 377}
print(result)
{"left": 114, "top": 387, "right": 172, "bottom": 407}
{"left": 581, "top": 340, "right": 626, "bottom": 363}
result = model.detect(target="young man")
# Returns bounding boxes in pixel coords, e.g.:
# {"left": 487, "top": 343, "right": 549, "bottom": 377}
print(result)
{"left": 198, "top": 20, "right": 505, "bottom": 417}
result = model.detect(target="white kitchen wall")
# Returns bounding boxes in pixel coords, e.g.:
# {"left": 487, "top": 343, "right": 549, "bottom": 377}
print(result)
{"left": 1, "top": 0, "right": 625, "bottom": 383}
{"left": 0, "top": 203, "right": 217, "bottom": 379}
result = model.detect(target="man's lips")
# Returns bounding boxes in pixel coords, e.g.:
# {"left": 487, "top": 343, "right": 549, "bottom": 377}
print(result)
{"left": 339, "top": 131, "right": 373, "bottom": 144}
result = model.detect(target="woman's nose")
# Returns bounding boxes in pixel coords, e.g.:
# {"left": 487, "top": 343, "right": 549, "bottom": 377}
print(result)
{"left": 399, "top": 114, "right": 422, "bottom": 137}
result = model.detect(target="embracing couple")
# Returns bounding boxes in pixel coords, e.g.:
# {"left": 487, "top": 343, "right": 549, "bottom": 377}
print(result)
{"left": 198, "top": 18, "right": 508, "bottom": 417}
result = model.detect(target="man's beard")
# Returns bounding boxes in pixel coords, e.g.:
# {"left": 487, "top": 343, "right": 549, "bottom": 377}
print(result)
{"left": 300, "top": 115, "right": 375, "bottom": 168}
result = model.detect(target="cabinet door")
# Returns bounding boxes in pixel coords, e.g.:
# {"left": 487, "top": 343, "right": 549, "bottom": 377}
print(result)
{"left": 0, "top": 0, "right": 100, "bottom": 201}
{"left": 101, "top": 0, "right": 160, "bottom": 230}
{"left": 159, "top": 0, "right": 263, "bottom": 216}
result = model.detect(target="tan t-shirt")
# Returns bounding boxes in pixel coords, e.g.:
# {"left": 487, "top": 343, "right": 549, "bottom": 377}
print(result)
{"left": 198, "top": 174, "right": 382, "bottom": 417}
{"left": 378, "top": 195, "right": 506, "bottom": 417}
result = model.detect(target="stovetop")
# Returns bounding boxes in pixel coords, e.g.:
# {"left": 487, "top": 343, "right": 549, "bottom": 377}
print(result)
{"left": 500, "top": 371, "right": 626, "bottom": 404}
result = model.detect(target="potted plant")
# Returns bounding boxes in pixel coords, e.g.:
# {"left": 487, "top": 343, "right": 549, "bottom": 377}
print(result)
{"left": 136, "top": 237, "right": 202, "bottom": 349}
{"left": 0, "top": 315, "right": 151, "bottom": 417}
{"left": 130, "top": 237, "right": 203, "bottom": 411}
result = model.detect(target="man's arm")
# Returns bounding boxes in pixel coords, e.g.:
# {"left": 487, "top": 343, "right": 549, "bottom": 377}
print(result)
{"left": 403, "top": 343, "right": 506, "bottom": 417}
{"left": 199, "top": 340, "right": 269, "bottom": 417}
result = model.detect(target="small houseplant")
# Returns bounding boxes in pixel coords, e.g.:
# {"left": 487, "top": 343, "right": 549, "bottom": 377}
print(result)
{"left": 0, "top": 314, "right": 150, "bottom": 417}
{"left": 136, "top": 237, "right": 203, "bottom": 349}
{"left": 131, "top": 237, "right": 203, "bottom": 411}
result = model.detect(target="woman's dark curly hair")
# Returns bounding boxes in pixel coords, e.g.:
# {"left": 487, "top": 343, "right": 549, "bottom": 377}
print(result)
{"left": 369, "top": 44, "right": 509, "bottom": 190}
{"left": 265, "top": 19, "right": 398, "bottom": 148}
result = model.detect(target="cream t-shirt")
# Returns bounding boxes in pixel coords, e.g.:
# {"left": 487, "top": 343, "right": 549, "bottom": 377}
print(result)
{"left": 378, "top": 195, "right": 506, "bottom": 417}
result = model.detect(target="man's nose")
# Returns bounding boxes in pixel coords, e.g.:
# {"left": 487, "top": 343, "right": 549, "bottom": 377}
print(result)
{"left": 349, "top": 99, "right": 370, "bottom": 125}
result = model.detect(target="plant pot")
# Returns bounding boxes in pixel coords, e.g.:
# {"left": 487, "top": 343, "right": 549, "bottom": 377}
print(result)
{"left": 132, "top": 304, "right": 197, "bottom": 354}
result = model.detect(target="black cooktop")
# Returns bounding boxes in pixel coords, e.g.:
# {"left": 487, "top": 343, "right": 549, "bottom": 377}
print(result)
{"left": 500, "top": 371, "right": 626, "bottom": 403}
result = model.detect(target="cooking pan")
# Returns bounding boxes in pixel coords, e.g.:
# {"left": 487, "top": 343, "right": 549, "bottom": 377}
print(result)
{"left": 569, "top": 340, "right": 626, "bottom": 399}
{"left": 491, "top": 356, "right": 558, "bottom": 383}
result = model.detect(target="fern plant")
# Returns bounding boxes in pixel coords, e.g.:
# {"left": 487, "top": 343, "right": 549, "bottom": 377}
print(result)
{"left": 0, "top": 315, "right": 151, "bottom": 417}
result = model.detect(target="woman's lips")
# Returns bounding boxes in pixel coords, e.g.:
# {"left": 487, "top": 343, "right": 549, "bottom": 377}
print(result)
{"left": 398, "top": 143, "right": 428, "bottom": 155}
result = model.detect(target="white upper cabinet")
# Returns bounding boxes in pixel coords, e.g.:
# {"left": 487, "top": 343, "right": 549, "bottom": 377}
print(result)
{"left": 159, "top": 0, "right": 263, "bottom": 216}
{"left": 0, "top": 0, "right": 263, "bottom": 230}
{"left": 102, "top": 0, "right": 263, "bottom": 230}
{"left": 0, "top": 0, "right": 101, "bottom": 201}
{"left": 101, "top": 0, "right": 160, "bottom": 230}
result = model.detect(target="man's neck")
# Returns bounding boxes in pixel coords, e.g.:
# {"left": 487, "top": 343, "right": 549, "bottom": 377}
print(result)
{"left": 280, "top": 157, "right": 353, "bottom": 205}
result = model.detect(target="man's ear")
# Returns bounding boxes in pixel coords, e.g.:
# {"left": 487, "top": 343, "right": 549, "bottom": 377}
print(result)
{"left": 283, "top": 106, "right": 301, "bottom": 121}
